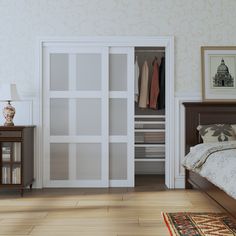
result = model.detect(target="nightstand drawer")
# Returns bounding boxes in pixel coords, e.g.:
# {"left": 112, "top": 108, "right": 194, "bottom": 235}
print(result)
{"left": 0, "top": 131, "right": 22, "bottom": 138}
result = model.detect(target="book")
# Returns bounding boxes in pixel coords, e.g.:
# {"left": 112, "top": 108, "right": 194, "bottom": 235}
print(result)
{"left": 2, "top": 154, "right": 10, "bottom": 162}
{"left": 12, "top": 167, "right": 21, "bottom": 184}
{"left": 2, "top": 146, "right": 11, "bottom": 161}
{"left": 2, "top": 166, "right": 11, "bottom": 184}
{"left": 13, "top": 143, "right": 21, "bottom": 162}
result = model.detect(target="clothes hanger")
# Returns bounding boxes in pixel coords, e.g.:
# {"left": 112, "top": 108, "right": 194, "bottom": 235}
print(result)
{"left": 152, "top": 56, "right": 158, "bottom": 66}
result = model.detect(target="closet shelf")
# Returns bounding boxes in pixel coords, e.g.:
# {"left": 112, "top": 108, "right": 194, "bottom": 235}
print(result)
{"left": 135, "top": 144, "right": 165, "bottom": 147}
{"left": 135, "top": 121, "right": 165, "bottom": 124}
{"left": 135, "top": 115, "right": 165, "bottom": 119}
{"left": 135, "top": 158, "right": 165, "bottom": 162}
{"left": 135, "top": 129, "right": 165, "bottom": 132}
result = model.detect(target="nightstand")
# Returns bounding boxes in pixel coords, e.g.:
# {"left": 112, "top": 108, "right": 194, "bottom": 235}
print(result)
{"left": 0, "top": 126, "right": 35, "bottom": 196}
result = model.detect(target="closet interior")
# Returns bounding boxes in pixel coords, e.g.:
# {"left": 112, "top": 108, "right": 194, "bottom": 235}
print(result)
{"left": 134, "top": 47, "right": 166, "bottom": 187}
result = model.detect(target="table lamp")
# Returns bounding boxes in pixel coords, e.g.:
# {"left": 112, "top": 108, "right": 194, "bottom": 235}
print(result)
{"left": 0, "top": 84, "right": 20, "bottom": 126}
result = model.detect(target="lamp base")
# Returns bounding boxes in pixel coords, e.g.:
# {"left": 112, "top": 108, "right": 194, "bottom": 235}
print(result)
{"left": 3, "top": 101, "right": 15, "bottom": 126}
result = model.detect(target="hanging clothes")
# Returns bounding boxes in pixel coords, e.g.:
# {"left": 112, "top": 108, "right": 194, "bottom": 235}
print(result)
{"left": 149, "top": 58, "right": 160, "bottom": 109}
{"left": 134, "top": 56, "right": 140, "bottom": 103}
{"left": 158, "top": 57, "right": 165, "bottom": 109}
{"left": 139, "top": 61, "right": 149, "bottom": 108}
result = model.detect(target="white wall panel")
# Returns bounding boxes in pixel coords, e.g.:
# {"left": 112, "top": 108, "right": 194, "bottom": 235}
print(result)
{"left": 109, "top": 98, "right": 127, "bottom": 135}
{"left": 76, "top": 143, "right": 101, "bottom": 180}
{"left": 76, "top": 54, "right": 101, "bottom": 91}
{"left": 50, "top": 54, "right": 69, "bottom": 91}
{"left": 50, "top": 98, "right": 69, "bottom": 135}
{"left": 109, "top": 54, "right": 127, "bottom": 91}
{"left": 76, "top": 98, "right": 101, "bottom": 135}
{"left": 109, "top": 143, "right": 127, "bottom": 180}
{"left": 174, "top": 95, "right": 201, "bottom": 188}
{"left": 0, "top": 100, "right": 33, "bottom": 126}
{"left": 50, "top": 143, "right": 69, "bottom": 180}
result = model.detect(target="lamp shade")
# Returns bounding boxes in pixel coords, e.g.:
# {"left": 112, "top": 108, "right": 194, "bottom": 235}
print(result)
{"left": 0, "top": 84, "right": 20, "bottom": 101}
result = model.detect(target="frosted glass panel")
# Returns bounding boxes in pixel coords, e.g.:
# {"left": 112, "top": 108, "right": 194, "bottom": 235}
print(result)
{"left": 76, "top": 144, "right": 101, "bottom": 180}
{"left": 50, "top": 144, "right": 69, "bottom": 180}
{"left": 50, "top": 99, "right": 69, "bottom": 135}
{"left": 76, "top": 99, "right": 101, "bottom": 135}
{"left": 109, "top": 99, "right": 127, "bottom": 135}
{"left": 109, "top": 54, "right": 127, "bottom": 91}
{"left": 50, "top": 54, "right": 69, "bottom": 91}
{"left": 109, "top": 143, "right": 127, "bottom": 180}
{"left": 76, "top": 54, "right": 101, "bottom": 90}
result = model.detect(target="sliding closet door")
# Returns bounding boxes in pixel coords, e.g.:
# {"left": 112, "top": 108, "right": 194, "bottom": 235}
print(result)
{"left": 109, "top": 47, "right": 134, "bottom": 186}
{"left": 43, "top": 45, "right": 109, "bottom": 187}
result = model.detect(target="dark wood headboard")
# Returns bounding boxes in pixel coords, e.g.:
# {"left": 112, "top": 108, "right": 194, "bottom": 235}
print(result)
{"left": 183, "top": 102, "right": 236, "bottom": 155}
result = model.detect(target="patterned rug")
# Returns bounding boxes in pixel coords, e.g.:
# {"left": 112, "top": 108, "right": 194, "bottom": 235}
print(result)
{"left": 162, "top": 212, "right": 236, "bottom": 236}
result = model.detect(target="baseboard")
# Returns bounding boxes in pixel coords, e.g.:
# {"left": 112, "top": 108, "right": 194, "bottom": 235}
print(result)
{"left": 174, "top": 176, "right": 185, "bottom": 189}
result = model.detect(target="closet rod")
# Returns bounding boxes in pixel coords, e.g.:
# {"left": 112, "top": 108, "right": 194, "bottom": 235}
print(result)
{"left": 135, "top": 49, "right": 165, "bottom": 53}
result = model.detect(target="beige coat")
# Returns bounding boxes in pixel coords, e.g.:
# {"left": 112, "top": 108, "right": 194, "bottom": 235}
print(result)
{"left": 139, "top": 61, "right": 149, "bottom": 108}
{"left": 134, "top": 59, "right": 140, "bottom": 103}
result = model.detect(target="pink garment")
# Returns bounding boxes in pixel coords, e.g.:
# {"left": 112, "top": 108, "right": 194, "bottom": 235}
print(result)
{"left": 138, "top": 61, "right": 149, "bottom": 108}
{"left": 149, "top": 60, "right": 160, "bottom": 109}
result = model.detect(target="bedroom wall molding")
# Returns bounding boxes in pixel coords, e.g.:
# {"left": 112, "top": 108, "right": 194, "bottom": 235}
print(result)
{"left": 31, "top": 39, "right": 44, "bottom": 189}
{"left": 0, "top": 99, "right": 33, "bottom": 126}
{"left": 35, "top": 36, "right": 175, "bottom": 189}
{"left": 174, "top": 95, "right": 202, "bottom": 188}
{"left": 175, "top": 91, "right": 202, "bottom": 98}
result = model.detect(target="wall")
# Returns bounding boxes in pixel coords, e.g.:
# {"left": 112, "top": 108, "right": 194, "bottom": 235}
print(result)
{"left": 1, "top": 0, "right": 236, "bottom": 96}
{"left": 1, "top": 0, "right": 235, "bottom": 187}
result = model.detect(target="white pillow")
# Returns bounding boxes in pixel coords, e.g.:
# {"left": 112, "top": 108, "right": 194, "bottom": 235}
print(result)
{"left": 197, "top": 124, "right": 236, "bottom": 143}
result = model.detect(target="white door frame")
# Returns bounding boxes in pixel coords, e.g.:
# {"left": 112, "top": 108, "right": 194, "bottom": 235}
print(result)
{"left": 35, "top": 36, "right": 175, "bottom": 188}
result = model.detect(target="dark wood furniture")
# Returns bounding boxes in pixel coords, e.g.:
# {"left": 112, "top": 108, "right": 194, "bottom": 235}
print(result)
{"left": 183, "top": 102, "right": 236, "bottom": 219}
{"left": 0, "top": 126, "right": 35, "bottom": 196}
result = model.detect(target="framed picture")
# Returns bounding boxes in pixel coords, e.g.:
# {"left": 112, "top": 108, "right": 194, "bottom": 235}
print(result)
{"left": 201, "top": 46, "right": 236, "bottom": 101}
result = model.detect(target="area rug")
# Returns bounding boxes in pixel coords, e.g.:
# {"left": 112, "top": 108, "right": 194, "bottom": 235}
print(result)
{"left": 162, "top": 212, "right": 236, "bottom": 236}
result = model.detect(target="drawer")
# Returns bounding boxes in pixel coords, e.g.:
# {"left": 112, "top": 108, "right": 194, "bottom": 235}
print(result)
{"left": 135, "top": 146, "right": 165, "bottom": 158}
{"left": 135, "top": 132, "right": 165, "bottom": 144}
{"left": 0, "top": 131, "right": 22, "bottom": 138}
{"left": 135, "top": 123, "right": 165, "bottom": 129}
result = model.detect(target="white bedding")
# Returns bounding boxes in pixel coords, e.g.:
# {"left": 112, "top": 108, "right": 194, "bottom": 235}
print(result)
{"left": 182, "top": 141, "right": 236, "bottom": 199}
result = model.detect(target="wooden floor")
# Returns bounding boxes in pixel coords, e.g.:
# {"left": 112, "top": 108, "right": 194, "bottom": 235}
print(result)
{"left": 0, "top": 175, "right": 223, "bottom": 236}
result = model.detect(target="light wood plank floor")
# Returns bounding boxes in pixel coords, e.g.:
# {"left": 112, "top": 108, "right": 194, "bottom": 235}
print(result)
{"left": 0, "top": 175, "right": 223, "bottom": 236}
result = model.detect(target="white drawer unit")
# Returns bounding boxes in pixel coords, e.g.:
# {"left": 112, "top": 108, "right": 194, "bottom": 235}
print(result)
{"left": 135, "top": 115, "right": 165, "bottom": 163}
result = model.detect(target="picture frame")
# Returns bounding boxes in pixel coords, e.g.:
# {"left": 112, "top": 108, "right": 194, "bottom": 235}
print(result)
{"left": 201, "top": 46, "right": 236, "bottom": 102}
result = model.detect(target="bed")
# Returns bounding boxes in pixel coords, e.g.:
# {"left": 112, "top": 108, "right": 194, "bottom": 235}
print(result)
{"left": 183, "top": 102, "right": 236, "bottom": 219}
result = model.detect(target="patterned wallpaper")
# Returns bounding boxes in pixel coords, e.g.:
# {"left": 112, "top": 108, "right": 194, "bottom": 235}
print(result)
{"left": 0, "top": 0, "right": 236, "bottom": 96}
